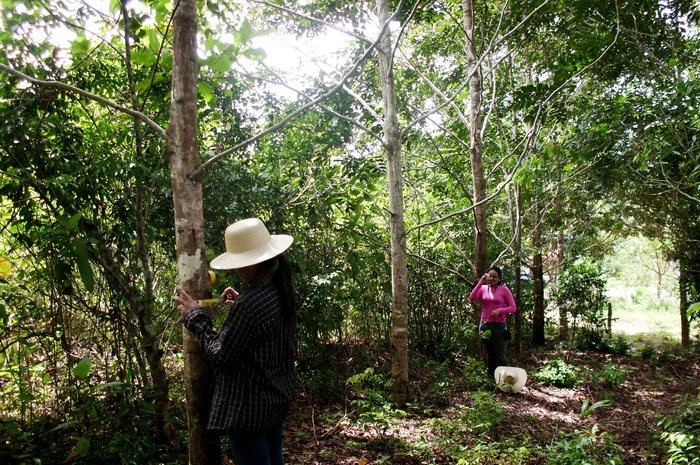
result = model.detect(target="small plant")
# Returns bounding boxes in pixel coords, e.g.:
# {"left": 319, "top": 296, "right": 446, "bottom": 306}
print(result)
{"left": 462, "top": 356, "right": 491, "bottom": 390}
{"left": 346, "top": 368, "right": 404, "bottom": 436}
{"left": 424, "top": 359, "right": 456, "bottom": 398}
{"left": 468, "top": 392, "right": 506, "bottom": 435}
{"left": 656, "top": 398, "right": 700, "bottom": 465}
{"left": 299, "top": 365, "right": 345, "bottom": 403}
{"left": 599, "top": 362, "right": 627, "bottom": 388}
{"left": 652, "top": 347, "right": 682, "bottom": 366}
{"left": 534, "top": 358, "right": 579, "bottom": 387}
{"left": 639, "top": 344, "right": 655, "bottom": 359}
{"left": 580, "top": 399, "right": 614, "bottom": 419}
{"left": 452, "top": 438, "right": 536, "bottom": 464}
{"left": 610, "top": 335, "right": 630, "bottom": 355}
{"left": 573, "top": 327, "right": 613, "bottom": 353}
{"left": 547, "top": 424, "right": 623, "bottom": 465}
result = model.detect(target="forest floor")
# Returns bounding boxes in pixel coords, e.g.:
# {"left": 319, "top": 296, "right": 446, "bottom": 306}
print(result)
{"left": 282, "top": 339, "right": 699, "bottom": 465}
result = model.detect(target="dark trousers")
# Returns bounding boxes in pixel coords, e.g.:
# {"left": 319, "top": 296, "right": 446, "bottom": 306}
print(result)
{"left": 227, "top": 424, "right": 284, "bottom": 465}
{"left": 480, "top": 322, "right": 509, "bottom": 379}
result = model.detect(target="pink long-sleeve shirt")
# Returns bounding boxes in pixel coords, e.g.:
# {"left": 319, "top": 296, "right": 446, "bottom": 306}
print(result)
{"left": 470, "top": 283, "right": 517, "bottom": 323}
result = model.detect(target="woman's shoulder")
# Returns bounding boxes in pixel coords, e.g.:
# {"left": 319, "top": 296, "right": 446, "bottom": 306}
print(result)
{"left": 236, "top": 283, "right": 279, "bottom": 314}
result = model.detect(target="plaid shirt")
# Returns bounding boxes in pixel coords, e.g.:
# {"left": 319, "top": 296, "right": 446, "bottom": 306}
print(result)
{"left": 183, "top": 282, "right": 296, "bottom": 432}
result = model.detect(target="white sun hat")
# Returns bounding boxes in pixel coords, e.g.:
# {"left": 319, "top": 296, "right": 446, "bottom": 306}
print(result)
{"left": 209, "top": 218, "right": 293, "bottom": 270}
{"left": 494, "top": 366, "right": 528, "bottom": 393}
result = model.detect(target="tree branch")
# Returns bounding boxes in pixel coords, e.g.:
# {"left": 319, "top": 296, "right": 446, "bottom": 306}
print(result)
{"left": 0, "top": 63, "right": 166, "bottom": 138}
{"left": 196, "top": 7, "right": 399, "bottom": 177}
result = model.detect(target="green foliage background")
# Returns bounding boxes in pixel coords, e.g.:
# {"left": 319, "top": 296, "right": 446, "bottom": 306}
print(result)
{"left": 0, "top": 0, "right": 698, "bottom": 463}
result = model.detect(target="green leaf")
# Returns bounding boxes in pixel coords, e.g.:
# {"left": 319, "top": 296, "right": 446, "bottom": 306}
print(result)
{"left": 75, "top": 436, "right": 90, "bottom": 456}
{"left": 0, "top": 304, "right": 7, "bottom": 327}
{"left": 243, "top": 47, "right": 266, "bottom": 61}
{"left": 688, "top": 302, "right": 700, "bottom": 320}
{"left": 67, "top": 212, "right": 83, "bottom": 230}
{"left": 0, "top": 255, "right": 11, "bottom": 279}
{"left": 94, "top": 381, "right": 129, "bottom": 390}
{"left": 50, "top": 420, "right": 78, "bottom": 433}
{"left": 198, "top": 81, "right": 215, "bottom": 105}
{"left": 109, "top": 0, "right": 121, "bottom": 15}
{"left": 581, "top": 399, "right": 613, "bottom": 418}
{"left": 131, "top": 49, "right": 157, "bottom": 67}
{"left": 206, "top": 55, "right": 233, "bottom": 74}
{"left": 70, "top": 36, "right": 91, "bottom": 56}
{"left": 73, "top": 357, "right": 92, "bottom": 380}
{"left": 236, "top": 19, "right": 253, "bottom": 45}
{"left": 152, "top": 0, "right": 170, "bottom": 23}
{"left": 147, "top": 29, "right": 161, "bottom": 53}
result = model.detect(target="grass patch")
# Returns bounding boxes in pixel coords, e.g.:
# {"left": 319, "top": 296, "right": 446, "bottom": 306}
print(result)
{"left": 611, "top": 306, "right": 681, "bottom": 340}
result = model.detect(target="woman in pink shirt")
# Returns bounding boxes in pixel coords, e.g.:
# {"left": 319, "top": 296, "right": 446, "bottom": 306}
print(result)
{"left": 469, "top": 266, "right": 517, "bottom": 378}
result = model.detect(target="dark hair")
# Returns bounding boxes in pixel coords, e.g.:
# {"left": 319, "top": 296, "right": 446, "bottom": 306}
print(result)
{"left": 257, "top": 254, "right": 298, "bottom": 323}
{"left": 488, "top": 266, "right": 503, "bottom": 286}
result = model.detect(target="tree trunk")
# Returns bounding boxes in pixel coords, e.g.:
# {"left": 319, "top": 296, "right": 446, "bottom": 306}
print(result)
{"left": 510, "top": 183, "right": 523, "bottom": 359}
{"left": 532, "top": 215, "right": 545, "bottom": 346}
{"left": 462, "top": 0, "right": 488, "bottom": 286}
{"left": 462, "top": 0, "right": 489, "bottom": 361}
{"left": 168, "top": 0, "right": 220, "bottom": 463}
{"left": 679, "top": 266, "right": 690, "bottom": 348}
{"left": 376, "top": 0, "right": 409, "bottom": 406}
{"left": 556, "top": 230, "right": 568, "bottom": 342}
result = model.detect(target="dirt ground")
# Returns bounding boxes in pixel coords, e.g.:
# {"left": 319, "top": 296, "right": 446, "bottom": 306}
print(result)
{"left": 282, "top": 347, "right": 699, "bottom": 465}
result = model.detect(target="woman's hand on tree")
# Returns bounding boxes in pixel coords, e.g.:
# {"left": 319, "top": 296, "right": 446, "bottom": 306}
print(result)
{"left": 173, "top": 288, "right": 200, "bottom": 315}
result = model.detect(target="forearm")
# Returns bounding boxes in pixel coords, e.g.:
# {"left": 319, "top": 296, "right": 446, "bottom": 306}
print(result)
{"left": 469, "top": 283, "right": 483, "bottom": 301}
{"left": 183, "top": 308, "right": 226, "bottom": 365}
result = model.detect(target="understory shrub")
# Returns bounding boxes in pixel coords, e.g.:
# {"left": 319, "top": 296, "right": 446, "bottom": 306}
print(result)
{"left": 656, "top": 398, "right": 700, "bottom": 464}
{"left": 298, "top": 364, "right": 346, "bottom": 403}
{"left": 534, "top": 358, "right": 579, "bottom": 387}
{"left": 554, "top": 259, "right": 611, "bottom": 350}
{"left": 610, "top": 335, "right": 631, "bottom": 355}
{"left": 468, "top": 392, "right": 506, "bottom": 436}
{"left": 595, "top": 362, "right": 627, "bottom": 388}
{"left": 462, "top": 356, "right": 491, "bottom": 390}
{"left": 452, "top": 438, "right": 536, "bottom": 464}
{"left": 346, "top": 368, "right": 404, "bottom": 435}
{"left": 547, "top": 424, "right": 623, "bottom": 465}
{"left": 0, "top": 390, "right": 175, "bottom": 465}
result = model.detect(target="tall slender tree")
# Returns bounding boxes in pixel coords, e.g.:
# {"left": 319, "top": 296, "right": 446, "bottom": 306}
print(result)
{"left": 167, "top": 0, "right": 220, "bottom": 462}
{"left": 462, "top": 0, "right": 488, "bottom": 288}
{"left": 375, "top": 0, "right": 409, "bottom": 405}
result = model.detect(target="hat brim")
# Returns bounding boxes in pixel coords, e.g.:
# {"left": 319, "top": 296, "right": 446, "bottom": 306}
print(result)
{"left": 209, "top": 234, "right": 293, "bottom": 270}
{"left": 495, "top": 366, "right": 527, "bottom": 393}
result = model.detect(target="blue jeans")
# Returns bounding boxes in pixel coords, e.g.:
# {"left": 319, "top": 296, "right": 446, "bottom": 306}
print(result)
{"left": 227, "top": 424, "right": 284, "bottom": 465}
{"left": 480, "top": 322, "right": 509, "bottom": 379}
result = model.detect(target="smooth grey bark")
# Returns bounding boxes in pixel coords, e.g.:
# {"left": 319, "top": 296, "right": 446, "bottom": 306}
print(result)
{"left": 462, "top": 0, "right": 488, "bottom": 287}
{"left": 556, "top": 229, "right": 568, "bottom": 342}
{"left": 509, "top": 183, "right": 523, "bottom": 359}
{"left": 376, "top": 0, "right": 409, "bottom": 405}
{"left": 532, "top": 214, "right": 546, "bottom": 346}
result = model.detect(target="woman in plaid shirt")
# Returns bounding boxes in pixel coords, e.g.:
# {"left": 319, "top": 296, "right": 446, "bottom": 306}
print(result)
{"left": 175, "top": 218, "right": 298, "bottom": 465}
